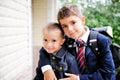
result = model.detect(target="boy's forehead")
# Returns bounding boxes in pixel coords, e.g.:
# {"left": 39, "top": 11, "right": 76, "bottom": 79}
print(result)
{"left": 60, "top": 15, "right": 80, "bottom": 23}
{"left": 43, "top": 30, "right": 62, "bottom": 39}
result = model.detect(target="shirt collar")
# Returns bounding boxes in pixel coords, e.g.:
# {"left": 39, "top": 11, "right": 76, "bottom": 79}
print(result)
{"left": 77, "top": 27, "right": 90, "bottom": 43}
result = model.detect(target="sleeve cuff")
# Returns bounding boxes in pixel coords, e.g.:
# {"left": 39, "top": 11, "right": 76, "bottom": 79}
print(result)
{"left": 41, "top": 65, "right": 52, "bottom": 73}
{"left": 77, "top": 75, "right": 80, "bottom": 80}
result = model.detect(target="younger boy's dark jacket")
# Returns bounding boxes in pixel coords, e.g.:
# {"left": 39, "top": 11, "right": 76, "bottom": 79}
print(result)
{"left": 34, "top": 46, "right": 79, "bottom": 80}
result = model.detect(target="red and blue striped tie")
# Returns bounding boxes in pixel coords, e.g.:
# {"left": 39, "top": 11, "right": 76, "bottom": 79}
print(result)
{"left": 77, "top": 39, "right": 85, "bottom": 73}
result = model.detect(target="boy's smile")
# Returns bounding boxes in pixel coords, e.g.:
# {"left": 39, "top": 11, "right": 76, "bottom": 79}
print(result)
{"left": 60, "top": 15, "right": 86, "bottom": 39}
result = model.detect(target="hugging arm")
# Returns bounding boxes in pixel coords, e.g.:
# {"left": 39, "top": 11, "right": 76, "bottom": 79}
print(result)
{"left": 34, "top": 48, "right": 57, "bottom": 80}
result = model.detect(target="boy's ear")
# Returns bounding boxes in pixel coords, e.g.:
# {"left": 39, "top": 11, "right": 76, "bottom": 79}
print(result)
{"left": 81, "top": 16, "right": 85, "bottom": 25}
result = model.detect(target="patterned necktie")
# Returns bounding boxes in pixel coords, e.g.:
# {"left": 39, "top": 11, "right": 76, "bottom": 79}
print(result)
{"left": 77, "top": 39, "right": 85, "bottom": 73}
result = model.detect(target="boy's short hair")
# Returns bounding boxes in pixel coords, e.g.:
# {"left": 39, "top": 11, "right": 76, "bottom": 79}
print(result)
{"left": 57, "top": 4, "right": 83, "bottom": 22}
{"left": 43, "top": 22, "right": 64, "bottom": 38}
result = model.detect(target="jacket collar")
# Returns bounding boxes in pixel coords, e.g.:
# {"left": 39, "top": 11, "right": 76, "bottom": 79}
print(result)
{"left": 51, "top": 46, "right": 67, "bottom": 59}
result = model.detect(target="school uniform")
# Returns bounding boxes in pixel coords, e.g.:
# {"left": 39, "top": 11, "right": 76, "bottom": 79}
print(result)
{"left": 66, "top": 28, "right": 115, "bottom": 80}
{"left": 34, "top": 46, "right": 79, "bottom": 80}
{"left": 35, "top": 28, "right": 115, "bottom": 80}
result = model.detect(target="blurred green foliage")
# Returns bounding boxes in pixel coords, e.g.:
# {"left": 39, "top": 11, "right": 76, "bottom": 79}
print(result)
{"left": 84, "top": 2, "right": 120, "bottom": 44}
{"left": 116, "top": 67, "right": 120, "bottom": 79}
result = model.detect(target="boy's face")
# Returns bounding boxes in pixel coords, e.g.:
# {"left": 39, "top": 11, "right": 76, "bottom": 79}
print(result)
{"left": 42, "top": 29, "right": 65, "bottom": 54}
{"left": 59, "top": 15, "right": 86, "bottom": 39}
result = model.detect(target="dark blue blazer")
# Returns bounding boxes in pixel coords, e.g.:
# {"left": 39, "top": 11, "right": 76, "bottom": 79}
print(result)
{"left": 35, "top": 32, "right": 115, "bottom": 80}
{"left": 67, "top": 32, "right": 116, "bottom": 80}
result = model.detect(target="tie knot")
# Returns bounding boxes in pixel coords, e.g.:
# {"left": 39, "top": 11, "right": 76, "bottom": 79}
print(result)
{"left": 77, "top": 39, "right": 84, "bottom": 44}
{"left": 77, "top": 39, "right": 85, "bottom": 47}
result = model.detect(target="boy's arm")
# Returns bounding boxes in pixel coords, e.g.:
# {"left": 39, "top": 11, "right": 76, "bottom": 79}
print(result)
{"left": 41, "top": 65, "right": 52, "bottom": 73}
{"left": 44, "top": 69, "right": 57, "bottom": 80}
{"left": 39, "top": 48, "right": 51, "bottom": 67}
{"left": 34, "top": 48, "right": 57, "bottom": 80}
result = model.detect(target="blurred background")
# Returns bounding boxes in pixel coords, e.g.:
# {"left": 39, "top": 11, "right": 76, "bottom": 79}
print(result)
{"left": 0, "top": 0, "right": 120, "bottom": 80}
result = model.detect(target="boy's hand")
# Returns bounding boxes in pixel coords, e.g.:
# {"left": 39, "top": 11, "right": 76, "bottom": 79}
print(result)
{"left": 44, "top": 69, "right": 57, "bottom": 80}
{"left": 59, "top": 73, "right": 78, "bottom": 80}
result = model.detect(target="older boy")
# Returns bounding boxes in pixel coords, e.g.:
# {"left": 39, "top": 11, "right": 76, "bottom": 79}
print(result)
{"left": 40, "top": 4, "right": 115, "bottom": 80}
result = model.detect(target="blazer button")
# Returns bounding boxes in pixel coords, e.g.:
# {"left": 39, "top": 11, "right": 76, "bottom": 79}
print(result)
{"left": 52, "top": 56, "right": 55, "bottom": 60}
{"left": 59, "top": 66, "right": 63, "bottom": 70}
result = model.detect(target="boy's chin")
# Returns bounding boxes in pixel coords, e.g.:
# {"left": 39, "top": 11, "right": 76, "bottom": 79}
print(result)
{"left": 70, "top": 36, "right": 78, "bottom": 40}
{"left": 47, "top": 50, "right": 56, "bottom": 54}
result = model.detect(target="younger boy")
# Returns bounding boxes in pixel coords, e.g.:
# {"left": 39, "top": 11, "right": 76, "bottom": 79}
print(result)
{"left": 41, "top": 4, "right": 116, "bottom": 80}
{"left": 34, "top": 22, "right": 79, "bottom": 80}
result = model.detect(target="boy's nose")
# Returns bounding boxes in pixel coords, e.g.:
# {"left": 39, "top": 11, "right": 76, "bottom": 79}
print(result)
{"left": 47, "top": 42, "right": 52, "bottom": 47}
{"left": 68, "top": 26, "right": 73, "bottom": 31}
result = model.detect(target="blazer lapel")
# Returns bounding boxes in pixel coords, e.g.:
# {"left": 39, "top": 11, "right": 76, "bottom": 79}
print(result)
{"left": 85, "top": 47, "right": 92, "bottom": 57}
